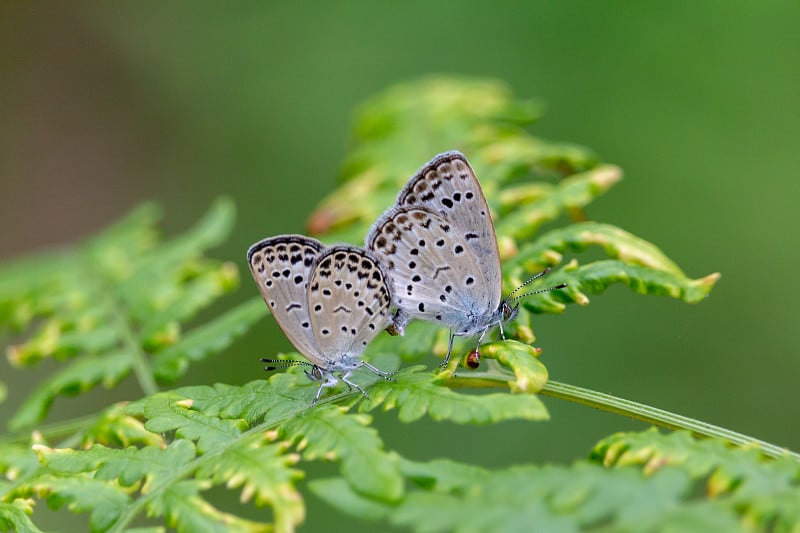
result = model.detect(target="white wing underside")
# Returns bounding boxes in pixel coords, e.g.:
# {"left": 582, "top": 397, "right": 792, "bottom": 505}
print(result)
{"left": 248, "top": 236, "right": 391, "bottom": 368}
{"left": 248, "top": 235, "right": 324, "bottom": 362}
{"left": 307, "top": 246, "right": 392, "bottom": 359}
{"left": 395, "top": 151, "right": 501, "bottom": 299}
{"left": 367, "top": 206, "right": 497, "bottom": 334}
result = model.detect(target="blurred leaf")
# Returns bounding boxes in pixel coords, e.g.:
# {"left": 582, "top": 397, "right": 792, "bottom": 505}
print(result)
{"left": 152, "top": 297, "right": 267, "bottom": 383}
{"left": 148, "top": 480, "right": 271, "bottom": 533}
{"left": 18, "top": 474, "right": 131, "bottom": 532}
{"left": 312, "top": 430, "right": 799, "bottom": 532}
{"left": 1, "top": 198, "right": 243, "bottom": 430}
{"left": 507, "top": 221, "right": 684, "bottom": 274}
{"left": 0, "top": 499, "right": 42, "bottom": 533}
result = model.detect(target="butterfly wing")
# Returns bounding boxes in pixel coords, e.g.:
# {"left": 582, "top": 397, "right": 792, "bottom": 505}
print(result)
{"left": 307, "top": 246, "right": 392, "bottom": 359}
{"left": 247, "top": 235, "right": 326, "bottom": 365}
{"left": 366, "top": 206, "right": 495, "bottom": 335}
{"left": 394, "top": 151, "right": 502, "bottom": 308}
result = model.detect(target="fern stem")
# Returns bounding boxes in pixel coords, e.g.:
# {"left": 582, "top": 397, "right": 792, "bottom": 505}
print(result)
{"left": 0, "top": 414, "right": 98, "bottom": 446}
{"left": 541, "top": 380, "right": 800, "bottom": 461}
{"left": 84, "top": 257, "right": 160, "bottom": 396}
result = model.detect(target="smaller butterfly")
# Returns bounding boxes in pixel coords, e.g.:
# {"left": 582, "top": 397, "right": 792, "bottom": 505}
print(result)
{"left": 366, "top": 151, "right": 565, "bottom": 368}
{"left": 248, "top": 235, "right": 394, "bottom": 404}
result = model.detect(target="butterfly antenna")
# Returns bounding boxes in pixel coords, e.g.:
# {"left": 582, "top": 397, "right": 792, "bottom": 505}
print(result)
{"left": 260, "top": 358, "right": 314, "bottom": 372}
{"left": 507, "top": 268, "right": 553, "bottom": 299}
{"left": 507, "top": 282, "right": 568, "bottom": 303}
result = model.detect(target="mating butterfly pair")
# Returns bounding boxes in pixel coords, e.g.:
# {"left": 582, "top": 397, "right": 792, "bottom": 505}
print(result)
{"left": 247, "top": 151, "right": 564, "bottom": 403}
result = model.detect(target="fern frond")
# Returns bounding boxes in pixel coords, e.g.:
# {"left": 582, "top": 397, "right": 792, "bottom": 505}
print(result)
{"left": 0, "top": 498, "right": 42, "bottom": 533}
{"left": 148, "top": 480, "right": 271, "bottom": 533}
{"left": 310, "top": 429, "right": 799, "bottom": 532}
{"left": 18, "top": 474, "right": 132, "bottom": 532}
{"left": 152, "top": 297, "right": 266, "bottom": 382}
{"left": 282, "top": 405, "right": 403, "bottom": 502}
{"left": 359, "top": 364, "right": 549, "bottom": 423}
{"left": 29, "top": 428, "right": 299, "bottom": 532}
{"left": 1, "top": 199, "right": 244, "bottom": 430}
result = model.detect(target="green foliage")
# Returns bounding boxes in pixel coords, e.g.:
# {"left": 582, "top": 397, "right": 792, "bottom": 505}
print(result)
{"left": 0, "top": 198, "right": 257, "bottom": 431}
{"left": 311, "top": 430, "right": 799, "bottom": 532}
{"left": 5, "top": 77, "right": 790, "bottom": 533}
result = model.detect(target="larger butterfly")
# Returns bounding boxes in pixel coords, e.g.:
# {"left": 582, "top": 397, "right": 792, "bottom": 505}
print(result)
{"left": 248, "top": 235, "right": 394, "bottom": 403}
{"left": 366, "top": 151, "right": 564, "bottom": 367}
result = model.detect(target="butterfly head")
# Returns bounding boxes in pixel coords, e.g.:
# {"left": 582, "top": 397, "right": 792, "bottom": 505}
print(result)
{"left": 305, "top": 365, "right": 325, "bottom": 382}
{"left": 501, "top": 300, "right": 520, "bottom": 323}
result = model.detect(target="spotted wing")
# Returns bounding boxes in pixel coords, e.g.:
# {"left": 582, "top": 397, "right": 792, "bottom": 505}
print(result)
{"left": 395, "top": 151, "right": 501, "bottom": 301}
{"left": 366, "top": 206, "right": 499, "bottom": 334}
{"left": 307, "top": 246, "right": 392, "bottom": 358}
{"left": 247, "top": 235, "right": 325, "bottom": 363}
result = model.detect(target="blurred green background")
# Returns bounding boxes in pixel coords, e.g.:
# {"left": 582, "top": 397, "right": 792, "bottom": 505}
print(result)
{"left": 1, "top": 2, "right": 798, "bottom": 529}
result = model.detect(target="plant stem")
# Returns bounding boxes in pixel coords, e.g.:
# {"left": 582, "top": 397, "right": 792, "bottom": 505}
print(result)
{"left": 0, "top": 414, "right": 99, "bottom": 446}
{"left": 443, "top": 367, "right": 799, "bottom": 461}
{"left": 82, "top": 256, "right": 159, "bottom": 397}
{"left": 540, "top": 380, "right": 800, "bottom": 461}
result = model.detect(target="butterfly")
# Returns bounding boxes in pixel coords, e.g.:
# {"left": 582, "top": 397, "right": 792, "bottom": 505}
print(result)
{"left": 366, "top": 151, "right": 565, "bottom": 367}
{"left": 248, "top": 235, "right": 394, "bottom": 403}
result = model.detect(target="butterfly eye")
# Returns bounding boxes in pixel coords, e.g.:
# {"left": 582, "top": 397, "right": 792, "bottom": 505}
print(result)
{"left": 503, "top": 302, "right": 520, "bottom": 322}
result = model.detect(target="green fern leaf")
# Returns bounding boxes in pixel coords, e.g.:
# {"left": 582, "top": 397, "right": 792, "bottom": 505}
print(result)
{"left": 152, "top": 297, "right": 266, "bottom": 383}
{"left": 149, "top": 480, "right": 270, "bottom": 533}
{"left": 32, "top": 432, "right": 303, "bottom": 531}
{"left": 17, "top": 474, "right": 131, "bottom": 532}
{"left": 80, "top": 403, "right": 166, "bottom": 449}
{"left": 281, "top": 404, "right": 403, "bottom": 502}
{"left": 0, "top": 499, "right": 43, "bottom": 533}
{"left": 556, "top": 260, "right": 719, "bottom": 307}
{"left": 34, "top": 441, "right": 195, "bottom": 489}
{"left": 493, "top": 164, "right": 621, "bottom": 241}
{"left": 0, "top": 442, "right": 46, "bottom": 481}
{"left": 132, "top": 394, "right": 247, "bottom": 455}
{"left": 194, "top": 433, "right": 304, "bottom": 531}
{"left": 10, "top": 351, "right": 134, "bottom": 431}
{"left": 508, "top": 221, "right": 683, "bottom": 274}
{"left": 311, "top": 429, "right": 799, "bottom": 532}
{"left": 1, "top": 198, "right": 243, "bottom": 430}
{"left": 594, "top": 429, "right": 800, "bottom": 531}
{"left": 359, "top": 363, "right": 548, "bottom": 423}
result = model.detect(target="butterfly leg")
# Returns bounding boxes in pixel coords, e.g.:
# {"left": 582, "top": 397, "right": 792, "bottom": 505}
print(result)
{"left": 311, "top": 373, "right": 339, "bottom": 405}
{"left": 362, "top": 361, "right": 396, "bottom": 380}
{"left": 340, "top": 371, "right": 370, "bottom": 399}
{"left": 439, "top": 331, "right": 456, "bottom": 368}
{"left": 498, "top": 319, "right": 507, "bottom": 342}
{"left": 470, "top": 326, "right": 493, "bottom": 364}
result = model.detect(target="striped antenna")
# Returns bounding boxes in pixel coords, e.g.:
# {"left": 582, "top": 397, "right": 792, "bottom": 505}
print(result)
{"left": 506, "top": 268, "right": 566, "bottom": 303}
{"left": 260, "top": 358, "right": 314, "bottom": 372}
